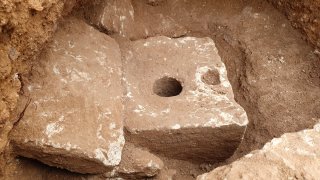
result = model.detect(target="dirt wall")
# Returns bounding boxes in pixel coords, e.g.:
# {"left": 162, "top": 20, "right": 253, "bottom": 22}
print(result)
{"left": 0, "top": 0, "right": 78, "bottom": 176}
{"left": 268, "top": 0, "right": 320, "bottom": 50}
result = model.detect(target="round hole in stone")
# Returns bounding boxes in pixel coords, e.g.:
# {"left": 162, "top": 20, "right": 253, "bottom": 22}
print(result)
{"left": 153, "top": 76, "right": 183, "bottom": 97}
{"left": 201, "top": 69, "right": 220, "bottom": 85}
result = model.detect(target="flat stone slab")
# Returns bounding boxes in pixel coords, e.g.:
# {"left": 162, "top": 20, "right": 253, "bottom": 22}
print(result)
{"left": 197, "top": 123, "right": 320, "bottom": 179}
{"left": 123, "top": 36, "right": 248, "bottom": 163}
{"left": 10, "top": 18, "right": 124, "bottom": 174}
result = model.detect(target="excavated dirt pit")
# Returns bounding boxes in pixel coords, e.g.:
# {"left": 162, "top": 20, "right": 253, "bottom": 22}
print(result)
{"left": 2, "top": 0, "right": 320, "bottom": 179}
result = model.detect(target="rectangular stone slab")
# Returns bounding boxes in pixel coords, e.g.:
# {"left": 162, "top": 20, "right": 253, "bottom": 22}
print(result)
{"left": 10, "top": 18, "right": 125, "bottom": 174}
{"left": 123, "top": 36, "right": 248, "bottom": 163}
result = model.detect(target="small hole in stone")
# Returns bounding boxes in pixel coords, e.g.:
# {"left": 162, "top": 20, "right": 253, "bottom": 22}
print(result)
{"left": 201, "top": 69, "right": 220, "bottom": 85}
{"left": 153, "top": 77, "right": 183, "bottom": 97}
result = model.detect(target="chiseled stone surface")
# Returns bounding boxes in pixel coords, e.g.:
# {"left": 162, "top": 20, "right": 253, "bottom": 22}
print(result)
{"left": 86, "top": 0, "right": 135, "bottom": 38}
{"left": 85, "top": 0, "right": 187, "bottom": 39}
{"left": 103, "top": 143, "right": 164, "bottom": 179}
{"left": 117, "top": 144, "right": 163, "bottom": 178}
{"left": 197, "top": 123, "right": 320, "bottom": 180}
{"left": 10, "top": 18, "right": 124, "bottom": 174}
{"left": 123, "top": 36, "right": 248, "bottom": 163}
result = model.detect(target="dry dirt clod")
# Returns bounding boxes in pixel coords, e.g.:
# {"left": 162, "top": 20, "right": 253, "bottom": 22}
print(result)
{"left": 8, "top": 47, "right": 20, "bottom": 61}
{"left": 0, "top": 50, "right": 12, "bottom": 80}
{"left": 9, "top": 17, "right": 125, "bottom": 174}
{"left": 0, "top": 101, "right": 10, "bottom": 124}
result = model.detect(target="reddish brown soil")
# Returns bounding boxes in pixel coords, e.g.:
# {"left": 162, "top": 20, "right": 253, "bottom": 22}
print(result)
{"left": 1, "top": 0, "right": 320, "bottom": 179}
{"left": 268, "top": 0, "right": 320, "bottom": 50}
{"left": 0, "top": 0, "right": 78, "bottom": 175}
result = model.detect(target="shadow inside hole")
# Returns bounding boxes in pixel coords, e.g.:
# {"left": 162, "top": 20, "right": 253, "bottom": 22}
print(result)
{"left": 153, "top": 77, "right": 183, "bottom": 97}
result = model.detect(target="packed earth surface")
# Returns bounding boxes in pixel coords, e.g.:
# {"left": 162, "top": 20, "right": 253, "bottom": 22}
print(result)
{"left": 0, "top": 0, "right": 319, "bottom": 179}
